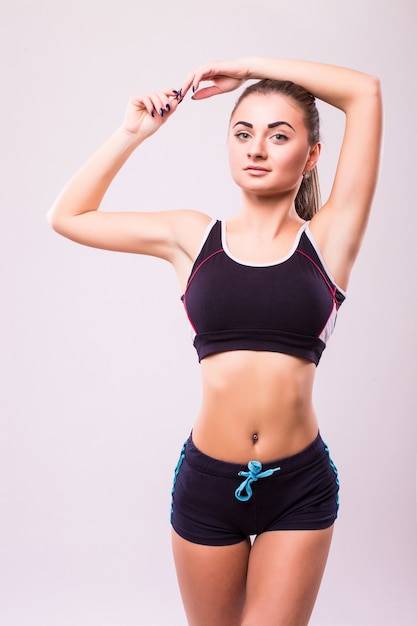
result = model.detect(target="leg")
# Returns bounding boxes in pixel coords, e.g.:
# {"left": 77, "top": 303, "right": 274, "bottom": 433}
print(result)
{"left": 242, "top": 526, "right": 334, "bottom": 626}
{"left": 172, "top": 529, "right": 251, "bottom": 626}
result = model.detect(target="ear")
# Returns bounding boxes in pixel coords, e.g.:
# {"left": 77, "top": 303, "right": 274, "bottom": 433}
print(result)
{"left": 305, "top": 142, "right": 321, "bottom": 172}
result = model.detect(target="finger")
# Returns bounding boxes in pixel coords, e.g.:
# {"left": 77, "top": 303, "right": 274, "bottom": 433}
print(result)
{"left": 139, "top": 94, "right": 157, "bottom": 116}
{"left": 189, "top": 68, "right": 213, "bottom": 95}
{"left": 178, "top": 72, "right": 197, "bottom": 100}
{"left": 180, "top": 62, "right": 217, "bottom": 98}
{"left": 191, "top": 84, "right": 224, "bottom": 100}
{"left": 146, "top": 90, "right": 178, "bottom": 118}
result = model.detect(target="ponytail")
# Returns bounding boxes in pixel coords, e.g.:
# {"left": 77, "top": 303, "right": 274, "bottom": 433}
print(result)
{"left": 295, "top": 167, "right": 321, "bottom": 220}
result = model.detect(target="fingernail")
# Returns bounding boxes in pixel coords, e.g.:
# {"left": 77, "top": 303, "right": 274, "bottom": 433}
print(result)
{"left": 165, "top": 103, "right": 171, "bottom": 112}
{"left": 151, "top": 110, "right": 155, "bottom": 117}
{"left": 159, "top": 108, "right": 164, "bottom": 117}
{"left": 192, "top": 85, "right": 195, "bottom": 93}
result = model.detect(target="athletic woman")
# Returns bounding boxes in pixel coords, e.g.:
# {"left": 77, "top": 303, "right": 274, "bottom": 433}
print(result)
{"left": 48, "top": 57, "right": 382, "bottom": 625}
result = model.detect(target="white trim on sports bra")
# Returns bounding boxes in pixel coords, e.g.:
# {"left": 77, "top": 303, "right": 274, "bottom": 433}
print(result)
{"left": 192, "top": 218, "right": 217, "bottom": 262}
{"left": 221, "top": 220, "right": 308, "bottom": 268}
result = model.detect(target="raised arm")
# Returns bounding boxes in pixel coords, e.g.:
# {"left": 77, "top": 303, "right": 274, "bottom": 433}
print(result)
{"left": 182, "top": 57, "right": 383, "bottom": 288}
{"left": 47, "top": 88, "right": 209, "bottom": 265}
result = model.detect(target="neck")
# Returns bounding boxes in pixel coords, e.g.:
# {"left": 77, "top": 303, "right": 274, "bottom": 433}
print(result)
{"left": 237, "top": 192, "right": 303, "bottom": 237}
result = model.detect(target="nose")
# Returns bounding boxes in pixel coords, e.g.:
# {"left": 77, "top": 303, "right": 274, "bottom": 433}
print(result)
{"left": 247, "top": 137, "right": 267, "bottom": 160}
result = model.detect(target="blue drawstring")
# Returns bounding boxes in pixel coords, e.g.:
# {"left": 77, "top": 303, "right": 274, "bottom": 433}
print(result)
{"left": 235, "top": 460, "right": 281, "bottom": 502}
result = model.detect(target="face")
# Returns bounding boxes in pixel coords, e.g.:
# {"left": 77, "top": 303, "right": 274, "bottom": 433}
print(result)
{"left": 228, "top": 93, "right": 319, "bottom": 198}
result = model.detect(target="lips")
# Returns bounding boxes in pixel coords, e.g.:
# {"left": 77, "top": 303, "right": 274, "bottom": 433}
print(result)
{"left": 244, "top": 166, "right": 270, "bottom": 173}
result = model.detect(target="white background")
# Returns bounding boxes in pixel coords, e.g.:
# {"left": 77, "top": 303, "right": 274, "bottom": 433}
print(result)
{"left": 1, "top": 1, "right": 416, "bottom": 624}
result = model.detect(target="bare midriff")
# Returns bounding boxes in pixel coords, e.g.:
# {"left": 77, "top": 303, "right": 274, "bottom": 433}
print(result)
{"left": 191, "top": 350, "right": 319, "bottom": 464}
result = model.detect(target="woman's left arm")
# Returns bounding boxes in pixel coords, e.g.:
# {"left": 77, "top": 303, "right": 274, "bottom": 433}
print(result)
{"left": 183, "top": 57, "right": 383, "bottom": 288}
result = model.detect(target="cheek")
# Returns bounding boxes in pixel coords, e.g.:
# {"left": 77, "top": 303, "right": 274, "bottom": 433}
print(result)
{"left": 227, "top": 142, "right": 242, "bottom": 175}
{"left": 276, "top": 146, "right": 309, "bottom": 174}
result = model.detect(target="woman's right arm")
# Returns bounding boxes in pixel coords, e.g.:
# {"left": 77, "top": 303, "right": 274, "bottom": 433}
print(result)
{"left": 47, "top": 89, "right": 208, "bottom": 263}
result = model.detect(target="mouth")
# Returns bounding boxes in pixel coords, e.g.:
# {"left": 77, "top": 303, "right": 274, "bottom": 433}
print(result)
{"left": 244, "top": 166, "right": 270, "bottom": 174}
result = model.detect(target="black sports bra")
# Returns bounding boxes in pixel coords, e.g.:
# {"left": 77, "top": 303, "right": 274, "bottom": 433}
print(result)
{"left": 181, "top": 220, "right": 346, "bottom": 365}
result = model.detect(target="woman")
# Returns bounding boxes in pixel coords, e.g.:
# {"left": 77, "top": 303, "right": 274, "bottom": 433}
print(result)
{"left": 48, "top": 57, "right": 382, "bottom": 625}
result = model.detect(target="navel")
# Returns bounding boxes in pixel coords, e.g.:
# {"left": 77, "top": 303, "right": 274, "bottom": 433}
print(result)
{"left": 252, "top": 433, "right": 259, "bottom": 444}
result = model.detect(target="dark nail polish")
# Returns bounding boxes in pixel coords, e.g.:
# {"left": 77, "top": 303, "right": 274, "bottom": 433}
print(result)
{"left": 151, "top": 110, "right": 155, "bottom": 117}
{"left": 166, "top": 103, "right": 171, "bottom": 112}
{"left": 192, "top": 85, "right": 195, "bottom": 93}
{"left": 159, "top": 108, "right": 164, "bottom": 117}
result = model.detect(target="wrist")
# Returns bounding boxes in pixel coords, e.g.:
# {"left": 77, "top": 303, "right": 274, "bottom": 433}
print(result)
{"left": 115, "top": 126, "right": 145, "bottom": 151}
{"left": 245, "top": 56, "right": 269, "bottom": 80}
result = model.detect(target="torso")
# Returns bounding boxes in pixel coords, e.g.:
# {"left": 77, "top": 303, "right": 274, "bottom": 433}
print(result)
{"left": 172, "top": 210, "right": 343, "bottom": 464}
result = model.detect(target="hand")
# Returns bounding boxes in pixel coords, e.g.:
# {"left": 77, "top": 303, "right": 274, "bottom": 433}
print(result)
{"left": 122, "top": 88, "right": 183, "bottom": 140}
{"left": 182, "top": 59, "right": 251, "bottom": 101}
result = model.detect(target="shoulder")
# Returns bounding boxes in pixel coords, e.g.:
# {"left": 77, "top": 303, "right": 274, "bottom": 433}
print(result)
{"left": 170, "top": 209, "right": 213, "bottom": 228}
{"left": 168, "top": 209, "right": 214, "bottom": 261}
{"left": 169, "top": 209, "right": 213, "bottom": 239}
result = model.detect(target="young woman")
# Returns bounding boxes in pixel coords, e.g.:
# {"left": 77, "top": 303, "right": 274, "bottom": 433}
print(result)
{"left": 48, "top": 57, "right": 382, "bottom": 625}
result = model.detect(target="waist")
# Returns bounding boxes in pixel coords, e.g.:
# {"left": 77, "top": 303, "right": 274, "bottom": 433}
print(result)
{"left": 184, "top": 431, "right": 325, "bottom": 477}
{"left": 193, "top": 351, "right": 318, "bottom": 463}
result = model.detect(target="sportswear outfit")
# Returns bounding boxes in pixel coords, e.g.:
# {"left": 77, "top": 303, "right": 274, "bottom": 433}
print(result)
{"left": 171, "top": 219, "right": 344, "bottom": 545}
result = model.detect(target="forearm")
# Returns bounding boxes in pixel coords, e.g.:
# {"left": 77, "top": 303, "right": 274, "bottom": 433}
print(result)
{"left": 245, "top": 56, "right": 380, "bottom": 111}
{"left": 48, "top": 87, "right": 181, "bottom": 231}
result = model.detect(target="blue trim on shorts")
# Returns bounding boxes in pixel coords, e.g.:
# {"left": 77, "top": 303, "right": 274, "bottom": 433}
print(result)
{"left": 170, "top": 440, "right": 187, "bottom": 523}
{"left": 323, "top": 440, "right": 340, "bottom": 510}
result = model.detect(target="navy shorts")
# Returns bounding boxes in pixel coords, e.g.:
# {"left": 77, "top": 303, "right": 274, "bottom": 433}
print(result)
{"left": 170, "top": 432, "right": 339, "bottom": 546}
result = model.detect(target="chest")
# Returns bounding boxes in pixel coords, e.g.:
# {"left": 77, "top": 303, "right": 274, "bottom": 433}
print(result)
{"left": 183, "top": 249, "right": 337, "bottom": 336}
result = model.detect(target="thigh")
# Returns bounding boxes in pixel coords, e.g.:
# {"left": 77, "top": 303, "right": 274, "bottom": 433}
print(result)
{"left": 242, "top": 526, "right": 334, "bottom": 626}
{"left": 172, "top": 529, "right": 251, "bottom": 626}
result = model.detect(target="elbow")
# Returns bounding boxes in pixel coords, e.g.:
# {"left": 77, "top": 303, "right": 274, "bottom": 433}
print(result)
{"left": 351, "top": 71, "right": 382, "bottom": 102}
{"left": 46, "top": 207, "right": 55, "bottom": 229}
{"left": 46, "top": 204, "right": 69, "bottom": 238}
{"left": 370, "top": 74, "right": 382, "bottom": 98}
{"left": 341, "top": 74, "right": 382, "bottom": 114}
{"left": 351, "top": 74, "right": 382, "bottom": 118}
{"left": 364, "top": 74, "right": 382, "bottom": 102}
{"left": 368, "top": 75, "right": 383, "bottom": 126}
{"left": 46, "top": 205, "right": 61, "bottom": 234}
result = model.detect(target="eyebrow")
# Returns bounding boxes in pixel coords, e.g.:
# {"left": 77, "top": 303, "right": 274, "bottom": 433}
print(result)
{"left": 233, "top": 120, "right": 296, "bottom": 132}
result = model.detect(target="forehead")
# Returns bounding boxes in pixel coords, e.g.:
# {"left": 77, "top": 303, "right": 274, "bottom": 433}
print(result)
{"left": 231, "top": 92, "right": 305, "bottom": 127}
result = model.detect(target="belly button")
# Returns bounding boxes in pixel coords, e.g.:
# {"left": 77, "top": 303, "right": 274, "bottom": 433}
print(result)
{"left": 252, "top": 433, "right": 259, "bottom": 443}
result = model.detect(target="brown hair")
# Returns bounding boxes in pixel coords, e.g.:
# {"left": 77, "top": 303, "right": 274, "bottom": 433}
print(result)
{"left": 231, "top": 79, "right": 321, "bottom": 220}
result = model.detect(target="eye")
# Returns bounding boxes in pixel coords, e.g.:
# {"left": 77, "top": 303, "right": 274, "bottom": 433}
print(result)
{"left": 235, "top": 131, "right": 251, "bottom": 141}
{"left": 271, "top": 133, "right": 288, "bottom": 143}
